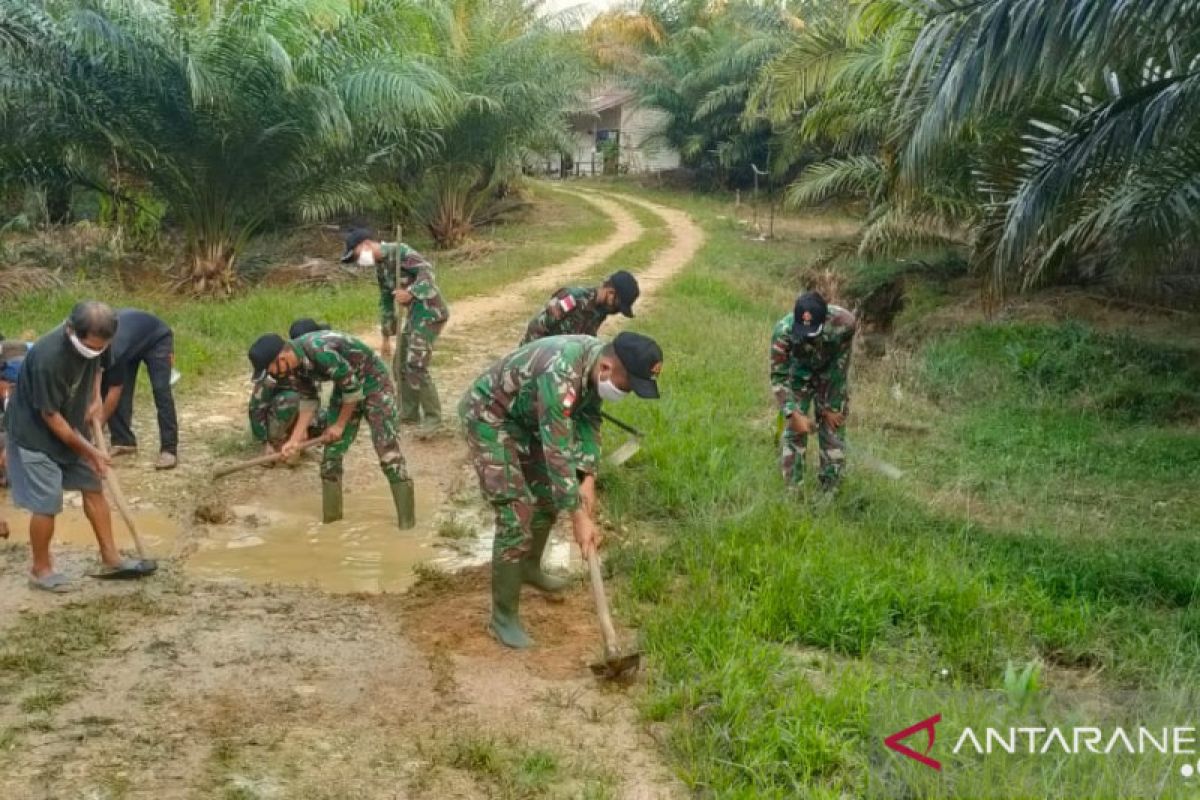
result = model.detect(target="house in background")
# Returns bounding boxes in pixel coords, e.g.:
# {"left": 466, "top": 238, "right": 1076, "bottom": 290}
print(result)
{"left": 539, "top": 87, "right": 682, "bottom": 176}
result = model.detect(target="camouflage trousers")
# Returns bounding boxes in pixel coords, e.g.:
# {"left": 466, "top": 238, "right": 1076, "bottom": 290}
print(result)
{"left": 395, "top": 320, "right": 444, "bottom": 423}
{"left": 779, "top": 382, "right": 848, "bottom": 487}
{"left": 250, "top": 389, "right": 326, "bottom": 446}
{"left": 320, "top": 385, "right": 409, "bottom": 485}
{"left": 460, "top": 409, "right": 556, "bottom": 564}
{"left": 394, "top": 320, "right": 444, "bottom": 392}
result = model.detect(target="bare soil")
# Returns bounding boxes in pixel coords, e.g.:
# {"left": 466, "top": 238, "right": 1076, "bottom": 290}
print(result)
{"left": 0, "top": 186, "right": 704, "bottom": 799}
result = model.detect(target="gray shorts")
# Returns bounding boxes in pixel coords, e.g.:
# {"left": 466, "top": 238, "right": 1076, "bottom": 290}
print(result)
{"left": 5, "top": 441, "right": 101, "bottom": 516}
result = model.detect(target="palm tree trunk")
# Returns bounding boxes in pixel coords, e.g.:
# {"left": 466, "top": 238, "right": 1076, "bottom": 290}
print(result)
{"left": 187, "top": 240, "right": 237, "bottom": 295}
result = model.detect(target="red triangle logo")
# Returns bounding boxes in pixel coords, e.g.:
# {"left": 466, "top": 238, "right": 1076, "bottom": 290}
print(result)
{"left": 884, "top": 713, "right": 942, "bottom": 771}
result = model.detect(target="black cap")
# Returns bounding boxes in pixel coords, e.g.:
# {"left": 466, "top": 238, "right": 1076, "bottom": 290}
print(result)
{"left": 606, "top": 270, "right": 640, "bottom": 318}
{"left": 792, "top": 292, "right": 829, "bottom": 339}
{"left": 612, "top": 331, "right": 662, "bottom": 399}
{"left": 248, "top": 334, "right": 287, "bottom": 382}
{"left": 340, "top": 228, "right": 375, "bottom": 263}
{"left": 288, "top": 318, "right": 329, "bottom": 339}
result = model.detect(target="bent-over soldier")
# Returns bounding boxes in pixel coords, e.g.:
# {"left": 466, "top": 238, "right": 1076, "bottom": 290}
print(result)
{"left": 342, "top": 229, "right": 449, "bottom": 435}
{"left": 247, "top": 319, "right": 328, "bottom": 455}
{"left": 459, "top": 332, "right": 663, "bottom": 649}
{"left": 770, "top": 291, "right": 856, "bottom": 491}
{"left": 520, "top": 270, "right": 639, "bottom": 345}
{"left": 248, "top": 328, "right": 415, "bottom": 529}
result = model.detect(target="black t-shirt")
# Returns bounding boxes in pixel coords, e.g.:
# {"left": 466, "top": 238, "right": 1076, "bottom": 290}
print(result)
{"left": 5, "top": 325, "right": 114, "bottom": 464}
{"left": 102, "top": 309, "right": 171, "bottom": 390}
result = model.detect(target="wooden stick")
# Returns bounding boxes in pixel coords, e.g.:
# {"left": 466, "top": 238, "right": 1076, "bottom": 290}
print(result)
{"left": 212, "top": 438, "right": 324, "bottom": 479}
{"left": 587, "top": 552, "right": 621, "bottom": 659}
{"left": 90, "top": 419, "right": 148, "bottom": 558}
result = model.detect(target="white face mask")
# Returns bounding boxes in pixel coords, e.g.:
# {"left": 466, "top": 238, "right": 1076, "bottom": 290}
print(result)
{"left": 356, "top": 248, "right": 376, "bottom": 267}
{"left": 68, "top": 330, "right": 106, "bottom": 359}
{"left": 598, "top": 378, "right": 628, "bottom": 402}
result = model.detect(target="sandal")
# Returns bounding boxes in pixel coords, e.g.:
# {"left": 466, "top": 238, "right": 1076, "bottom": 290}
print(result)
{"left": 29, "top": 572, "right": 75, "bottom": 593}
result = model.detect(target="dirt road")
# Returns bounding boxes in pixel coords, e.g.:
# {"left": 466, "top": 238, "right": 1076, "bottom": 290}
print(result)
{"left": 0, "top": 187, "right": 704, "bottom": 799}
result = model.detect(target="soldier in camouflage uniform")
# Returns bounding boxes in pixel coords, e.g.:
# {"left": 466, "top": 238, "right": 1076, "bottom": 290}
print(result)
{"left": 770, "top": 291, "right": 856, "bottom": 491}
{"left": 520, "top": 270, "right": 640, "bottom": 345}
{"left": 247, "top": 319, "right": 328, "bottom": 455}
{"left": 459, "top": 331, "right": 663, "bottom": 649}
{"left": 341, "top": 229, "right": 450, "bottom": 435}
{"left": 248, "top": 328, "right": 415, "bottom": 529}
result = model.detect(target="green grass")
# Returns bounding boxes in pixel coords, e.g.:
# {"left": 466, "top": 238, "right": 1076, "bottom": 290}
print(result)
{"left": 592, "top": 183, "right": 1200, "bottom": 798}
{"left": 438, "top": 734, "right": 614, "bottom": 799}
{"left": 0, "top": 185, "right": 610, "bottom": 392}
{"left": 0, "top": 593, "right": 161, "bottom": 717}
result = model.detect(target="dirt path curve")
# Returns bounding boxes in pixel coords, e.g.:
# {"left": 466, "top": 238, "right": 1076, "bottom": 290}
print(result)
{"left": 0, "top": 187, "right": 705, "bottom": 800}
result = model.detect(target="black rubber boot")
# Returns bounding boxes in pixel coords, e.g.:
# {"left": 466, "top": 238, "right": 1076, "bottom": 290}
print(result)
{"left": 390, "top": 479, "right": 416, "bottom": 530}
{"left": 521, "top": 523, "right": 570, "bottom": 592}
{"left": 322, "top": 480, "right": 343, "bottom": 523}
{"left": 489, "top": 559, "right": 533, "bottom": 648}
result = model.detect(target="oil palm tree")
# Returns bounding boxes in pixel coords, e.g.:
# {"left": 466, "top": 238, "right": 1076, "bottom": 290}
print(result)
{"left": 403, "top": 0, "right": 589, "bottom": 248}
{"left": 1, "top": 0, "right": 452, "bottom": 294}
{"left": 902, "top": 0, "right": 1200, "bottom": 293}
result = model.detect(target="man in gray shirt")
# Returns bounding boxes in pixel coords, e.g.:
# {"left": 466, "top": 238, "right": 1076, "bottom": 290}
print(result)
{"left": 5, "top": 301, "right": 155, "bottom": 591}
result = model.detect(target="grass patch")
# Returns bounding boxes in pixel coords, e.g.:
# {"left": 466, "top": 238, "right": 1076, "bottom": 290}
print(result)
{"left": 0, "top": 185, "right": 610, "bottom": 391}
{"left": 0, "top": 593, "right": 161, "bottom": 715}
{"left": 438, "top": 734, "right": 614, "bottom": 799}
{"left": 595, "top": 183, "right": 1200, "bottom": 797}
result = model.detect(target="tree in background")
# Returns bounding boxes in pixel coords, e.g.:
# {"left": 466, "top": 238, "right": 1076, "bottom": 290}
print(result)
{"left": 902, "top": 0, "right": 1200, "bottom": 296}
{"left": 401, "top": 0, "right": 589, "bottom": 248}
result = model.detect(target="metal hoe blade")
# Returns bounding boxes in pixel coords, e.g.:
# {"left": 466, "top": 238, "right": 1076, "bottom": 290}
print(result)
{"left": 589, "top": 650, "right": 642, "bottom": 680}
{"left": 606, "top": 437, "right": 642, "bottom": 466}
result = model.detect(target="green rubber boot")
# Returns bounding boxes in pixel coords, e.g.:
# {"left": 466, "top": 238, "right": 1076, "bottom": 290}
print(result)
{"left": 322, "top": 480, "right": 343, "bottom": 523}
{"left": 489, "top": 558, "right": 533, "bottom": 648}
{"left": 390, "top": 478, "right": 416, "bottom": 530}
{"left": 399, "top": 382, "right": 420, "bottom": 424}
{"left": 521, "top": 523, "right": 570, "bottom": 592}
{"left": 417, "top": 379, "right": 442, "bottom": 436}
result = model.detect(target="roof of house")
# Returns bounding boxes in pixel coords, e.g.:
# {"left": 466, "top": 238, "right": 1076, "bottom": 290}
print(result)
{"left": 587, "top": 87, "right": 636, "bottom": 113}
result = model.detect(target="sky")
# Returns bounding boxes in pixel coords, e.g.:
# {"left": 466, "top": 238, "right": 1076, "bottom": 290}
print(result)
{"left": 540, "top": 0, "right": 624, "bottom": 23}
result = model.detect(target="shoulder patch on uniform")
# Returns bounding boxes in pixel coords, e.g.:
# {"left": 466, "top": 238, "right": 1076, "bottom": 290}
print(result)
{"left": 558, "top": 294, "right": 577, "bottom": 314}
{"left": 562, "top": 386, "right": 576, "bottom": 416}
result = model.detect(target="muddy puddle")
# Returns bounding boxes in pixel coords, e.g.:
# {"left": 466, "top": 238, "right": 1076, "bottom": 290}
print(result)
{"left": 0, "top": 495, "right": 181, "bottom": 554}
{"left": 187, "top": 482, "right": 577, "bottom": 594}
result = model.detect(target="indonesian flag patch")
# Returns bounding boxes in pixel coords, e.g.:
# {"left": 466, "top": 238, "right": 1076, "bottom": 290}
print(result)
{"left": 562, "top": 386, "right": 576, "bottom": 417}
{"left": 558, "top": 294, "right": 577, "bottom": 314}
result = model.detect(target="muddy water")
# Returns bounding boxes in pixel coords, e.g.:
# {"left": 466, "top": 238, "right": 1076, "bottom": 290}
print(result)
{"left": 186, "top": 480, "right": 579, "bottom": 594}
{"left": 0, "top": 496, "right": 181, "bottom": 554}
{"left": 185, "top": 480, "right": 577, "bottom": 594}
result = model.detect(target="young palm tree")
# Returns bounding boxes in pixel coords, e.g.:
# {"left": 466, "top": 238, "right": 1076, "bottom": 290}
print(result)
{"left": 404, "top": 0, "right": 589, "bottom": 248}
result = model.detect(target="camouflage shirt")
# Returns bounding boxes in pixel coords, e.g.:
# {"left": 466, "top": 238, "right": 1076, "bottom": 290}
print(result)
{"left": 462, "top": 335, "right": 605, "bottom": 511}
{"left": 248, "top": 373, "right": 306, "bottom": 441}
{"left": 770, "top": 305, "right": 856, "bottom": 415}
{"left": 377, "top": 243, "right": 449, "bottom": 337}
{"left": 521, "top": 287, "right": 612, "bottom": 345}
{"left": 290, "top": 331, "right": 391, "bottom": 412}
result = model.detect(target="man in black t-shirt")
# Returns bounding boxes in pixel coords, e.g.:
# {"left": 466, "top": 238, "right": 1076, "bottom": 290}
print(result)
{"left": 100, "top": 309, "right": 179, "bottom": 470}
{"left": 4, "top": 301, "right": 156, "bottom": 591}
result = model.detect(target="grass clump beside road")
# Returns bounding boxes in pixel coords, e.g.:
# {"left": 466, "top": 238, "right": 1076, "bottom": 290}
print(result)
{"left": 0, "top": 185, "right": 609, "bottom": 390}
{"left": 598, "top": 186, "right": 1200, "bottom": 797}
